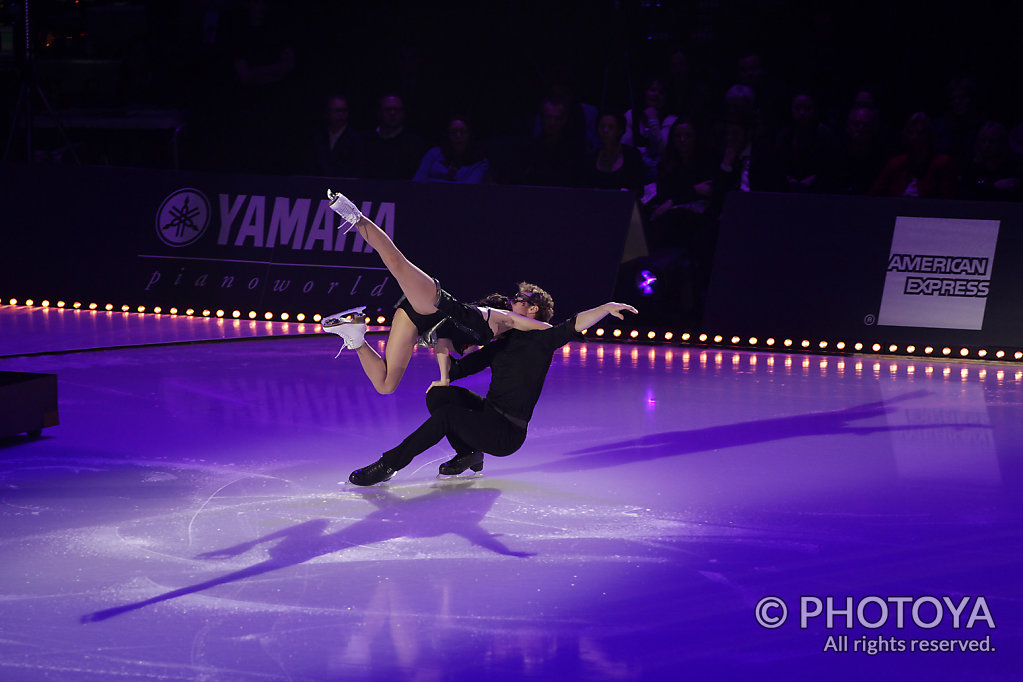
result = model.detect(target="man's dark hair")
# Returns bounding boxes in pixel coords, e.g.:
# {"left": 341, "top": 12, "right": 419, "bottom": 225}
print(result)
{"left": 516, "top": 282, "right": 554, "bottom": 322}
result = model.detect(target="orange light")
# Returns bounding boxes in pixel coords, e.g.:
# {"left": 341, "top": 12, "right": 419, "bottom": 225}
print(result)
{"left": 264, "top": 312, "right": 273, "bottom": 320}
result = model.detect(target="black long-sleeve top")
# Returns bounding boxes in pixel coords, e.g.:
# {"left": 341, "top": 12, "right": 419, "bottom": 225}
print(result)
{"left": 449, "top": 316, "right": 583, "bottom": 424}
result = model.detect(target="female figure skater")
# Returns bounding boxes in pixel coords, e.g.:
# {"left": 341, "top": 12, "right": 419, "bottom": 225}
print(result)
{"left": 321, "top": 190, "right": 553, "bottom": 394}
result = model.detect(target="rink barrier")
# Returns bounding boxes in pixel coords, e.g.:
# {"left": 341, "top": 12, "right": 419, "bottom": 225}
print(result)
{"left": 0, "top": 162, "right": 635, "bottom": 324}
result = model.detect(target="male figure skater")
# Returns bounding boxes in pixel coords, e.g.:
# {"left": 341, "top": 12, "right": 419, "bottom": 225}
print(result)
{"left": 348, "top": 295, "right": 637, "bottom": 485}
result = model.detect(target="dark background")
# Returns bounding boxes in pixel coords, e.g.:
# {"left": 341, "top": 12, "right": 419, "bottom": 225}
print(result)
{"left": 2, "top": 0, "right": 1020, "bottom": 172}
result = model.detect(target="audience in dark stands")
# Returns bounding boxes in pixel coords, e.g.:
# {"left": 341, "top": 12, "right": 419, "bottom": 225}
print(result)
{"left": 14, "top": 1, "right": 1023, "bottom": 210}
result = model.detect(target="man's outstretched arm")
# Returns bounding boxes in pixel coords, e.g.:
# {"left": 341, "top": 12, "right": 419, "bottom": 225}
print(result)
{"left": 573, "top": 303, "right": 639, "bottom": 332}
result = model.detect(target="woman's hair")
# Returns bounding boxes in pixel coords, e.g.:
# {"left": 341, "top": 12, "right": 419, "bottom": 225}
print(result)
{"left": 516, "top": 282, "right": 554, "bottom": 322}
{"left": 474, "top": 293, "right": 510, "bottom": 309}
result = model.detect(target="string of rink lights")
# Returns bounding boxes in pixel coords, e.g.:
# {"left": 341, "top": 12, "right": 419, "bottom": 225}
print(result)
{"left": 7, "top": 297, "right": 1023, "bottom": 365}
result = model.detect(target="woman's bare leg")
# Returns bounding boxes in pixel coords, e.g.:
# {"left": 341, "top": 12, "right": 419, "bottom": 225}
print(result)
{"left": 352, "top": 216, "right": 440, "bottom": 316}
{"left": 355, "top": 307, "right": 420, "bottom": 394}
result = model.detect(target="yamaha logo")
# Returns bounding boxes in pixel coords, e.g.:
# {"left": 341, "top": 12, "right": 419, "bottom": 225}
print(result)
{"left": 156, "top": 188, "right": 211, "bottom": 247}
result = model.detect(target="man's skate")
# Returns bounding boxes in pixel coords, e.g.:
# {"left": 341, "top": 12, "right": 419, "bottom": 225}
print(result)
{"left": 322, "top": 306, "right": 368, "bottom": 356}
{"left": 438, "top": 450, "right": 484, "bottom": 477}
{"left": 327, "top": 189, "right": 364, "bottom": 234}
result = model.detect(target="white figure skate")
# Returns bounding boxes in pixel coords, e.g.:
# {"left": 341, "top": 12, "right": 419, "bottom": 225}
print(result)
{"left": 322, "top": 306, "right": 367, "bottom": 356}
{"left": 327, "top": 189, "right": 364, "bottom": 234}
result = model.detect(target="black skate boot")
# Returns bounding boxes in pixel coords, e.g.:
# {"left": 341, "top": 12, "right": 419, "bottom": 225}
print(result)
{"left": 349, "top": 457, "right": 397, "bottom": 486}
{"left": 438, "top": 450, "right": 484, "bottom": 476}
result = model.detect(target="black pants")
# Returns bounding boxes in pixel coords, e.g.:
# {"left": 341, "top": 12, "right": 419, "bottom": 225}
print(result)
{"left": 381, "top": 386, "right": 527, "bottom": 470}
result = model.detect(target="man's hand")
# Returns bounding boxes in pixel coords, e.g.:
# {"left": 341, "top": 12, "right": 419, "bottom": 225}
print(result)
{"left": 604, "top": 303, "right": 639, "bottom": 319}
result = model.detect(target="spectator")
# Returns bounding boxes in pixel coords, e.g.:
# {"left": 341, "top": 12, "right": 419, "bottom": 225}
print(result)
{"left": 663, "top": 45, "right": 712, "bottom": 129}
{"left": 623, "top": 77, "right": 678, "bottom": 183}
{"left": 518, "top": 96, "right": 587, "bottom": 188}
{"left": 870, "top": 112, "right": 956, "bottom": 199}
{"left": 815, "top": 105, "right": 888, "bottom": 195}
{"left": 218, "top": 0, "right": 298, "bottom": 173}
{"left": 734, "top": 48, "right": 785, "bottom": 138}
{"left": 934, "top": 75, "right": 987, "bottom": 170}
{"left": 306, "top": 93, "right": 365, "bottom": 178}
{"left": 774, "top": 90, "right": 835, "bottom": 192}
{"left": 649, "top": 119, "right": 715, "bottom": 223}
{"left": 363, "top": 93, "right": 428, "bottom": 180}
{"left": 583, "top": 111, "right": 645, "bottom": 195}
{"left": 413, "top": 116, "right": 490, "bottom": 183}
{"left": 958, "top": 121, "right": 1022, "bottom": 201}
{"left": 710, "top": 111, "right": 784, "bottom": 213}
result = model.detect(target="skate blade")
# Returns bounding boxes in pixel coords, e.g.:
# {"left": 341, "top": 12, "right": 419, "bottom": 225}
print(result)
{"left": 322, "top": 306, "right": 367, "bottom": 327}
{"left": 436, "top": 471, "right": 483, "bottom": 480}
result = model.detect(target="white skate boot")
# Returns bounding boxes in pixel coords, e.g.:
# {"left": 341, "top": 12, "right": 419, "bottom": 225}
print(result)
{"left": 327, "top": 189, "right": 364, "bottom": 234}
{"left": 322, "top": 306, "right": 368, "bottom": 356}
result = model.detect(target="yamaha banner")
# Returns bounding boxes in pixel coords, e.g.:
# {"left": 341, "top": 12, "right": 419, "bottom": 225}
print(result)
{"left": 0, "top": 163, "right": 635, "bottom": 322}
{"left": 704, "top": 192, "right": 1023, "bottom": 348}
